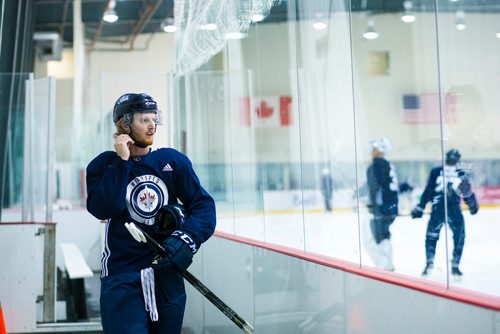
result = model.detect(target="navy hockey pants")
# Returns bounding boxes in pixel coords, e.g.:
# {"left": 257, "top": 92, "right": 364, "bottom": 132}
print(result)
{"left": 370, "top": 214, "right": 396, "bottom": 244}
{"left": 100, "top": 269, "right": 186, "bottom": 334}
{"left": 424, "top": 206, "right": 465, "bottom": 266}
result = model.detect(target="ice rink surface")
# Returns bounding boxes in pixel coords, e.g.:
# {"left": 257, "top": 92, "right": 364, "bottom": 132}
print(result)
{"left": 216, "top": 207, "right": 500, "bottom": 298}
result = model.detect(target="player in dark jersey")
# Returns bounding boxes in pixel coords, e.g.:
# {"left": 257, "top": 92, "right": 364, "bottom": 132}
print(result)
{"left": 366, "top": 138, "right": 399, "bottom": 271}
{"left": 320, "top": 167, "right": 333, "bottom": 212}
{"left": 86, "top": 93, "right": 216, "bottom": 334}
{"left": 411, "top": 149, "right": 478, "bottom": 277}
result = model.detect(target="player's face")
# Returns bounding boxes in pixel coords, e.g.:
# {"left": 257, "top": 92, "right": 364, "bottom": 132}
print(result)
{"left": 372, "top": 148, "right": 383, "bottom": 159}
{"left": 130, "top": 112, "right": 157, "bottom": 147}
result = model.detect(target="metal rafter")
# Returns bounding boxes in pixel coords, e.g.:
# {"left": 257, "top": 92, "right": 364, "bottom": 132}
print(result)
{"left": 58, "top": 0, "right": 70, "bottom": 38}
{"left": 126, "top": 0, "right": 164, "bottom": 49}
{"left": 90, "top": 0, "right": 112, "bottom": 47}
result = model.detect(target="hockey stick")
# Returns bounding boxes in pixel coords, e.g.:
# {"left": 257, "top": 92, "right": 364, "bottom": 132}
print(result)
{"left": 124, "top": 223, "right": 254, "bottom": 334}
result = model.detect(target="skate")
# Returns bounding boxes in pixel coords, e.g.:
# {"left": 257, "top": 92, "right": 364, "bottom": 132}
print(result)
{"left": 451, "top": 266, "right": 463, "bottom": 277}
{"left": 421, "top": 263, "right": 433, "bottom": 277}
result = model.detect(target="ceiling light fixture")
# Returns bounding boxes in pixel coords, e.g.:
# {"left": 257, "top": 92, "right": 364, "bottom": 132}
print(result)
{"left": 162, "top": 17, "right": 177, "bottom": 33}
{"left": 251, "top": 14, "right": 265, "bottom": 22}
{"left": 312, "top": 13, "right": 327, "bottom": 31}
{"left": 363, "top": 20, "right": 379, "bottom": 40}
{"left": 455, "top": 10, "right": 466, "bottom": 31}
{"left": 224, "top": 32, "right": 246, "bottom": 40}
{"left": 200, "top": 23, "right": 218, "bottom": 31}
{"left": 103, "top": 0, "right": 118, "bottom": 23}
{"left": 401, "top": 1, "right": 416, "bottom": 23}
{"left": 312, "top": 21, "right": 327, "bottom": 30}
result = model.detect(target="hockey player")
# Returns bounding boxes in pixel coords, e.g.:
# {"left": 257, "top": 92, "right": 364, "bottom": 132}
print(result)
{"left": 86, "top": 93, "right": 216, "bottom": 334}
{"left": 366, "top": 138, "right": 399, "bottom": 271}
{"left": 411, "top": 149, "right": 478, "bottom": 277}
{"left": 320, "top": 167, "right": 334, "bottom": 212}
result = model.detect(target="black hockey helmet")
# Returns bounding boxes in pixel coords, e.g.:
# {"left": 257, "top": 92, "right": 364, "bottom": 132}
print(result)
{"left": 445, "top": 149, "right": 461, "bottom": 165}
{"left": 113, "top": 93, "right": 160, "bottom": 124}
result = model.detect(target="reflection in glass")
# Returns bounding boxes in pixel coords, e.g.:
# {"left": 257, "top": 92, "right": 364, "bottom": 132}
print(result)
{"left": 177, "top": 0, "right": 500, "bottom": 298}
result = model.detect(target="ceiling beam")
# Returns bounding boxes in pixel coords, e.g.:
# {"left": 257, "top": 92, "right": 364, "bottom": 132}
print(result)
{"left": 58, "top": 0, "right": 70, "bottom": 37}
{"left": 125, "top": 0, "right": 164, "bottom": 50}
{"left": 38, "top": 18, "right": 166, "bottom": 28}
{"left": 89, "top": 0, "right": 112, "bottom": 47}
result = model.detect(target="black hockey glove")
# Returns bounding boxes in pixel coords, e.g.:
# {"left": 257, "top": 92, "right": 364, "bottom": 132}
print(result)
{"left": 154, "top": 204, "right": 186, "bottom": 239}
{"left": 152, "top": 204, "right": 198, "bottom": 273}
{"left": 398, "top": 181, "right": 414, "bottom": 194}
{"left": 458, "top": 177, "right": 473, "bottom": 198}
{"left": 464, "top": 193, "right": 479, "bottom": 215}
{"left": 153, "top": 234, "right": 193, "bottom": 274}
{"left": 411, "top": 205, "right": 424, "bottom": 219}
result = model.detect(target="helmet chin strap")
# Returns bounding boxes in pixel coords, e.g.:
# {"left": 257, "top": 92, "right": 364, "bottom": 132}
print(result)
{"left": 133, "top": 141, "right": 149, "bottom": 149}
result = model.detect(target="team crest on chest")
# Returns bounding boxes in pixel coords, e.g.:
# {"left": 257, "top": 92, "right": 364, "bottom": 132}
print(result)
{"left": 126, "top": 175, "right": 168, "bottom": 225}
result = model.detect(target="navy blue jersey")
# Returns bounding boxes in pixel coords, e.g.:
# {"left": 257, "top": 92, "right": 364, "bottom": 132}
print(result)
{"left": 86, "top": 148, "right": 216, "bottom": 277}
{"left": 417, "top": 165, "right": 467, "bottom": 210}
{"left": 367, "top": 157, "right": 399, "bottom": 216}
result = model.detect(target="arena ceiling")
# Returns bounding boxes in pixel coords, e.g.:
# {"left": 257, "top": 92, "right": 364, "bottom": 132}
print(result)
{"left": 33, "top": 0, "right": 500, "bottom": 48}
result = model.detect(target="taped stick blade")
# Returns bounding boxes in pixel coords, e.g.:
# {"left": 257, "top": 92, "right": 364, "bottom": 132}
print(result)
{"left": 125, "top": 223, "right": 143, "bottom": 243}
{"left": 129, "top": 223, "right": 147, "bottom": 243}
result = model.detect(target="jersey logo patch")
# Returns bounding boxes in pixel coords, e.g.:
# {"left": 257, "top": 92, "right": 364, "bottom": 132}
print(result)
{"left": 126, "top": 175, "right": 168, "bottom": 225}
{"left": 162, "top": 163, "right": 173, "bottom": 172}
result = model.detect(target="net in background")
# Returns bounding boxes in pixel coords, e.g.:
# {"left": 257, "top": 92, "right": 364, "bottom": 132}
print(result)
{"left": 174, "top": 0, "right": 280, "bottom": 76}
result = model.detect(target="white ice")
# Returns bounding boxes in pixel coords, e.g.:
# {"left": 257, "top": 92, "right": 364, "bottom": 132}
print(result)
{"left": 216, "top": 206, "right": 500, "bottom": 298}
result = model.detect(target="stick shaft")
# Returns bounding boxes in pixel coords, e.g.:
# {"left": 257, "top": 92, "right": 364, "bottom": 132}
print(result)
{"left": 182, "top": 271, "right": 254, "bottom": 334}
{"left": 132, "top": 225, "right": 254, "bottom": 333}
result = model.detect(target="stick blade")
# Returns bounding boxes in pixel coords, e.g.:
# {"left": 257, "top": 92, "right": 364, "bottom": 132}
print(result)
{"left": 125, "top": 223, "right": 145, "bottom": 243}
{"left": 129, "top": 223, "right": 147, "bottom": 242}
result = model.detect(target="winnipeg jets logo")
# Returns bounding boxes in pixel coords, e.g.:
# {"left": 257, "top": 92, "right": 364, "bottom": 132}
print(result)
{"left": 138, "top": 185, "right": 157, "bottom": 210}
{"left": 126, "top": 175, "right": 168, "bottom": 225}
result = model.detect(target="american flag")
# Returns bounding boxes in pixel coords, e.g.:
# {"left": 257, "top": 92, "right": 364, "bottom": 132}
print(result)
{"left": 402, "top": 93, "right": 457, "bottom": 124}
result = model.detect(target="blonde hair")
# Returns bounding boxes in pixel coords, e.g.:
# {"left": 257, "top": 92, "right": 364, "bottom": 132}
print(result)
{"left": 114, "top": 117, "right": 131, "bottom": 137}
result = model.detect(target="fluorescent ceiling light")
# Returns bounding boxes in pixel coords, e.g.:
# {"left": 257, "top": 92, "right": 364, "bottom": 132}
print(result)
{"left": 313, "top": 21, "right": 327, "bottom": 30}
{"left": 312, "top": 13, "right": 327, "bottom": 31}
{"left": 225, "top": 32, "right": 246, "bottom": 40}
{"left": 401, "top": 13, "right": 416, "bottom": 23}
{"left": 200, "top": 23, "right": 218, "bottom": 31}
{"left": 103, "top": 0, "right": 118, "bottom": 23}
{"left": 401, "top": 1, "right": 416, "bottom": 23}
{"left": 251, "top": 14, "right": 265, "bottom": 22}
{"left": 103, "top": 9, "right": 118, "bottom": 23}
{"left": 163, "top": 25, "right": 177, "bottom": 33}
{"left": 162, "top": 18, "right": 176, "bottom": 33}
{"left": 363, "top": 20, "right": 379, "bottom": 40}
{"left": 455, "top": 10, "right": 466, "bottom": 31}
{"left": 455, "top": 19, "right": 466, "bottom": 31}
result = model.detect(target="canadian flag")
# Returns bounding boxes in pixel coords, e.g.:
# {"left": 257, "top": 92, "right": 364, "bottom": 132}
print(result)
{"left": 240, "top": 95, "right": 292, "bottom": 127}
